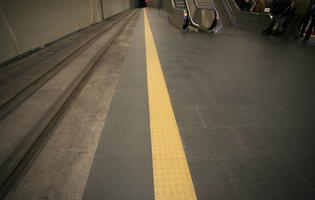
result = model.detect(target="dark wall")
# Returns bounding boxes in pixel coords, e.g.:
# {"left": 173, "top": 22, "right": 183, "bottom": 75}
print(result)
{"left": 131, "top": 0, "right": 145, "bottom": 8}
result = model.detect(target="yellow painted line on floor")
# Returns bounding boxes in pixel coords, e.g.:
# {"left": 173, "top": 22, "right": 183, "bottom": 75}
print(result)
{"left": 144, "top": 9, "right": 197, "bottom": 200}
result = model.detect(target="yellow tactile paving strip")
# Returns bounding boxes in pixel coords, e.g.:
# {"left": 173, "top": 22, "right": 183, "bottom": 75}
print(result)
{"left": 144, "top": 9, "right": 197, "bottom": 200}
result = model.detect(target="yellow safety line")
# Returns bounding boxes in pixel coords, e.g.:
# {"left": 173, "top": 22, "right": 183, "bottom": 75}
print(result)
{"left": 144, "top": 9, "right": 197, "bottom": 200}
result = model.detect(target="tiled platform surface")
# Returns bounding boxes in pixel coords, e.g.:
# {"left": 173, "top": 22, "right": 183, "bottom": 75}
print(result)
{"left": 84, "top": 8, "right": 315, "bottom": 200}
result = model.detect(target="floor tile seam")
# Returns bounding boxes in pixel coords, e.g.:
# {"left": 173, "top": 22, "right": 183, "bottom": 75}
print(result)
{"left": 188, "top": 154, "right": 255, "bottom": 161}
{"left": 196, "top": 123, "right": 266, "bottom": 129}
{"left": 219, "top": 160, "right": 242, "bottom": 200}
{"left": 222, "top": 123, "right": 311, "bottom": 149}
{"left": 233, "top": 128, "right": 270, "bottom": 157}
{"left": 113, "top": 88, "right": 148, "bottom": 91}
{"left": 101, "top": 112, "right": 149, "bottom": 119}
{"left": 194, "top": 106, "right": 206, "bottom": 128}
{"left": 195, "top": 104, "right": 252, "bottom": 109}
{"left": 93, "top": 152, "right": 153, "bottom": 158}
{"left": 281, "top": 155, "right": 315, "bottom": 192}
{"left": 186, "top": 153, "right": 255, "bottom": 161}
{"left": 178, "top": 124, "right": 205, "bottom": 129}
{"left": 229, "top": 127, "right": 255, "bottom": 158}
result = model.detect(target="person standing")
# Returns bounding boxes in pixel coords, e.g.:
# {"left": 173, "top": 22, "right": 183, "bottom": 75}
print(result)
{"left": 262, "top": 0, "right": 291, "bottom": 34}
{"left": 282, "top": 0, "right": 311, "bottom": 40}
{"left": 236, "top": 0, "right": 245, "bottom": 10}
{"left": 298, "top": 8, "right": 311, "bottom": 38}
{"left": 303, "top": 0, "right": 315, "bottom": 41}
{"left": 255, "top": 0, "right": 266, "bottom": 12}
{"left": 244, "top": 0, "right": 252, "bottom": 11}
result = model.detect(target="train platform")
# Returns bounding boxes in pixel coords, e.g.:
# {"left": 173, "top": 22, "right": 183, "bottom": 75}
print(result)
{"left": 2, "top": 7, "right": 315, "bottom": 200}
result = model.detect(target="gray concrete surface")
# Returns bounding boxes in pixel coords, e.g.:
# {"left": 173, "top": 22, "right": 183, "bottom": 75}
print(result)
{"left": 5, "top": 11, "right": 139, "bottom": 200}
{"left": 0, "top": 12, "right": 133, "bottom": 170}
{"left": 148, "top": 8, "right": 315, "bottom": 200}
{"left": 0, "top": 0, "right": 133, "bottom": 63}
{"left": 3, "top": 6, "right": 315, "bottom": 200}
{"left": 0, "top": 13, "right": 123, "bottom": 108}
{"left": 83, "top": 10, "right": 154, "bottom": 200}
{"left": 85, "top": 8, "right": 315, "bottom": 200}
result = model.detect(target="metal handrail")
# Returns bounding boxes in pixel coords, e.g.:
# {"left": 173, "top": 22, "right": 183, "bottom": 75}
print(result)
{"left": 184, "top": 0, "right": 200, "bottom": 26}
{"left": 171, "top": 0, "right": 218, "bottom": 30}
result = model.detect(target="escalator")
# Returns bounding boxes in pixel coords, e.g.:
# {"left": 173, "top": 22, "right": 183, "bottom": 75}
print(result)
{"left": 166, "top": 0, "right": 189, "bottom": 30}
{"left": 165, "top": 0, "right": 218, "bottom": 32}
{"left": 211, "top": 0, "right": 233, "bottom": 29}
{"left": 165, "top": 0, "right": 271, "bottom": 33}
{"left": 186, "top": 0, "right": 218, "bottom": 32}
{"left": 174, "top": 0, "right": 187, "bottom": 9}
{"left": 218, "top": 0, "right": 272, "bottom": 32}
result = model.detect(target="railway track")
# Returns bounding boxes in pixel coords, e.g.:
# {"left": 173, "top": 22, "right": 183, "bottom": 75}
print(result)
{"left": 0, "top": 10, "right": 134, "bottom": 121}
{"left": 0, "top": 9, "right": 139, "bottom": 199}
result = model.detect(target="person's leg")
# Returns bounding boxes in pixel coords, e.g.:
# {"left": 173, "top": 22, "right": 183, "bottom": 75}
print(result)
{"left": 282, "top": 13, "right": 303, "bottom": 40}
{"left": 279, "top": 15, "right": 290, "bottom": 35}
{"left": 263, "top": 17, "right": 276, "bottom": 34}
{"left": 304, "top": 18, "right": 315, "bottom": 41}
{"left": 244, "top": 3, "right": 251, "bottom": 11}
{"left": 300, "top": 15, "right": 310, "bottom": 37}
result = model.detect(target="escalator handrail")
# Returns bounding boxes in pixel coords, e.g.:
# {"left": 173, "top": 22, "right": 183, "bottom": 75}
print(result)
{"left": 184, "top": 0, "right": 200, "bottom": 26}
{"left": 185, "top": 0, "right": 217, "bottom": 27}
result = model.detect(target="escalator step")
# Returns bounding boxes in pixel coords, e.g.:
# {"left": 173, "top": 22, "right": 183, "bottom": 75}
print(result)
{"left": 174, "top": 0, "right": 187, "bottom": 9}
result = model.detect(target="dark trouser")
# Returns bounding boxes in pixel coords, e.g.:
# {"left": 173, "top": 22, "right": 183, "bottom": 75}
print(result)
{"left": 236, "top": 0, "right": 245, "bottom": 10}
{"left": 304, "top": 17, "right": 315, "bottom": 41}
{"left": 283, "top": 12, "right": 305, "bottom": 39}
{"left": 299, "top": 15, "right": 310, "bottom": 36}
{"left": 244, "top": 3, "right": 251, "bottom": 11}
{"left": 263, "top": 15, "right": 284, "bottom": 34}
{"left": 264, "top": 16, "right": 277, "bottom": 33}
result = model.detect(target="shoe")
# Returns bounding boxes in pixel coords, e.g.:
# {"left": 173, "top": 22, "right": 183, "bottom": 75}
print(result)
{"left": 303, "top": 39, "right": 309, "bottom": 43}
{"left": 262, "top": 30, "right": 271, "bottom": 35}
{"left": 281, "top": 35, "right": 289, "bottom": 40}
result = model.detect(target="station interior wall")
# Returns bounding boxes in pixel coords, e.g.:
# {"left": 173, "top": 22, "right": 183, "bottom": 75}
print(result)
{"left": 0, "top": 0, "right": 138, "bottom": 63}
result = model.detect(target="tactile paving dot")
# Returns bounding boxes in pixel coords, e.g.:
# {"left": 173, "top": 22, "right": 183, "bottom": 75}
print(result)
{"left": 144, "top": 9, "right": 197, "bottom": 200}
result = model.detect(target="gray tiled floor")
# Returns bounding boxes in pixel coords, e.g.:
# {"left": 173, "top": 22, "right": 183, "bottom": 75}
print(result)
{"left": 148, "top": 8, "right": 315, "bottom": 200}
{"left": 84, "top": 8, "right": 315, "bottom": 200}
{"left": 83, "top": 11, "right": 154, "bottom": 200}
